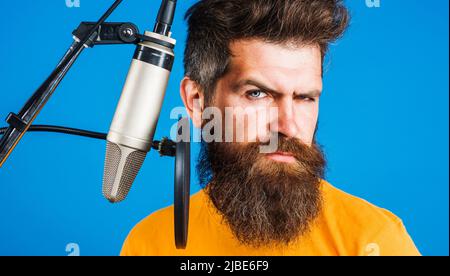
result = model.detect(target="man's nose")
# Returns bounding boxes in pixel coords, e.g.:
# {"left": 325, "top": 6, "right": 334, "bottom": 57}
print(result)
{"left": 271, "top": 98, "right": 299, "bottom": 138}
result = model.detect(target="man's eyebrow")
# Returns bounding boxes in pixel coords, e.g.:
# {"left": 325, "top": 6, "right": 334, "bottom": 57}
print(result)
{"left": 233, "top": 79, "right": 322, "bottom": 97}
{"left": 232, "top": 79, "right": 277, "bottom": 93}
{"left": 294, "top": 89, "right": 322, "bottom": 98}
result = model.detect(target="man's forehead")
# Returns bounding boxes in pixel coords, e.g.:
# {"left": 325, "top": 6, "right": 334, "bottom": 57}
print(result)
{"left": 223, "top": 39, "right": 323, "bottom": 94}
{"left": 228, "top": 39, "right": 322, "bottom": 74}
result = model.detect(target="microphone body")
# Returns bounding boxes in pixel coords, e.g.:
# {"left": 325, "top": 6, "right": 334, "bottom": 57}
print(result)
{"left": 103, "top": 31, "right": 176, "bottom": 203}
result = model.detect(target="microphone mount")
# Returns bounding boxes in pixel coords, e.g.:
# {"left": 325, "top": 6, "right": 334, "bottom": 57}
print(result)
{"left": 0, "top": 0, "right": 190, "bottom": 249}
{"left": 0, "top": 22, "right": 173, "bottom": 161}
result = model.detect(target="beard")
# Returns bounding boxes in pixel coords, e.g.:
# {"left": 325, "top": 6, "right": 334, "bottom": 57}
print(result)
{"left": 197, "top": 135, "right": 326, "bottom": 248}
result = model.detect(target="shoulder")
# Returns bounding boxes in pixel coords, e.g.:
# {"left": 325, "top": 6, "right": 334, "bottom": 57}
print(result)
{"left": 321, "top": 179, "right": 402, "bottom": 229}
{"left": 320, "top": 180, "right": 420, "bottom": 255}
{"left": 120, "top": 190, "right": 205, "bottom": 256}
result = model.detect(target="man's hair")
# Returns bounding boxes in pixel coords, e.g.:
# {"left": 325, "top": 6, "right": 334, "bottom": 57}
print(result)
{"left": 184, "top": 0, "right": 350, "bottom": 102}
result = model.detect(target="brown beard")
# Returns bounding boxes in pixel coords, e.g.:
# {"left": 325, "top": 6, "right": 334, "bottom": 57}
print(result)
{"left": 197, "top": 136, "right": 326, "bottom": 248}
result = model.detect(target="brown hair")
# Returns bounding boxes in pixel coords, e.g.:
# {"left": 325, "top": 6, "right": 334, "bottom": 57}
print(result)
{"left": 184, "top": 0, "right": 350, "bottom": 102}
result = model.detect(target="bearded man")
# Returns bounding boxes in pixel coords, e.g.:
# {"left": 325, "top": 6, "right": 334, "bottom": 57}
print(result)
{"left": 121, "top": 0, "right": 420, "bottom": 256}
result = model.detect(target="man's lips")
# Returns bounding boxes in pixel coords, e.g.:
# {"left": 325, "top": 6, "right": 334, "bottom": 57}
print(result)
{"left": 264, "top": 151, "right": 296, "bottom": 163}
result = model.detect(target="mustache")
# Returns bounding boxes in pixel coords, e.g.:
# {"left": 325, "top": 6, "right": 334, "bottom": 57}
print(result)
{"left": 233, "top": 136, "right": 326, "bottom": 178}
{"left": 199, "top": 135, "right": 326, "bottom": 189}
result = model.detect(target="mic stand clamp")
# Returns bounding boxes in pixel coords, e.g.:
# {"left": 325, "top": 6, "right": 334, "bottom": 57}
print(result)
{"left": 72, "top": 22, "right": 140, "bottom": 46}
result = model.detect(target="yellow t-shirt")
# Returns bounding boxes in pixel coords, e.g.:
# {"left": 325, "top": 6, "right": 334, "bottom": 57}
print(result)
{"left": 121, "top": 180, "right": 420, "bottom": 256}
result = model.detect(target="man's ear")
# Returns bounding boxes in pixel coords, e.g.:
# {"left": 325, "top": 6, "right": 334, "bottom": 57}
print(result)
{"left": 180, "top": 77, "right": 204, "bottom": 128}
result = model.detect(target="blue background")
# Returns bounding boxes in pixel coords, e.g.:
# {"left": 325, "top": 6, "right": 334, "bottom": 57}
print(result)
{"left": 0, "top": 0, "right": 448, "bottom": 256}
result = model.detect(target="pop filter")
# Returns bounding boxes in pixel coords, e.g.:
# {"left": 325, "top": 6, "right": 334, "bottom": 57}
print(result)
{"left": 174, "top": 117, "right": 190, "bottom": 249}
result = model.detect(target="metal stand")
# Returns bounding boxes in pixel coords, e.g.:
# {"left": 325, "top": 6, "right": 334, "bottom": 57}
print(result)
{"left": 0, "top": 0, "right": 132, "bottom": 168}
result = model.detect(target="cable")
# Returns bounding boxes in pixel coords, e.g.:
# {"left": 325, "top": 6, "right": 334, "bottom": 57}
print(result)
{"left": 0, "top": 125, "right": 176, "bottom": 156}
{"left": 0, "top": 125, "right": 106, "bottom": 140}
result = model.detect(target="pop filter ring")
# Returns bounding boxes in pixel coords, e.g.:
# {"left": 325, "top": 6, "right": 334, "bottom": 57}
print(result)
{"left": 174, "top": 118, "right": 190, "bottom": 249}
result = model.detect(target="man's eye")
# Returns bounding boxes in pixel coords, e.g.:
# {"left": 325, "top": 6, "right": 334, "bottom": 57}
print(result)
{"left": 247, "top": 90, "right": 267, "bottom": 99}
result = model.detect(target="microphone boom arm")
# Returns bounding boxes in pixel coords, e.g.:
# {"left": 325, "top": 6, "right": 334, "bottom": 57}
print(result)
{"left": 0, "top": 0, "right": 130, "bottom": 168}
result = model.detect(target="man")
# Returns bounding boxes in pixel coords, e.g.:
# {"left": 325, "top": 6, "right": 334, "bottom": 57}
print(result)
{"left": 121, "top": 0, "right": 420, "bottom": 256}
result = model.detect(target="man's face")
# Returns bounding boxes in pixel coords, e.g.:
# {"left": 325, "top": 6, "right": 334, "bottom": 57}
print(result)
{"left": 212, "top": 39, "right": 323, "bottom": 149}
{"left": 186, "top": 39, "right": 326, "bottom": 248}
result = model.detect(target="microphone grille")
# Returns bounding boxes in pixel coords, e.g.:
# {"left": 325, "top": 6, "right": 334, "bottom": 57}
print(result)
{"left": 103, "top": 141, "right": 147, "bottom": 203}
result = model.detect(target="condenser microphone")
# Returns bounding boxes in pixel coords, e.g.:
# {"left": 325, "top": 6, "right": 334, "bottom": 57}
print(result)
{"left": 102, "top": 0, "right": 177, "bottom": 203}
